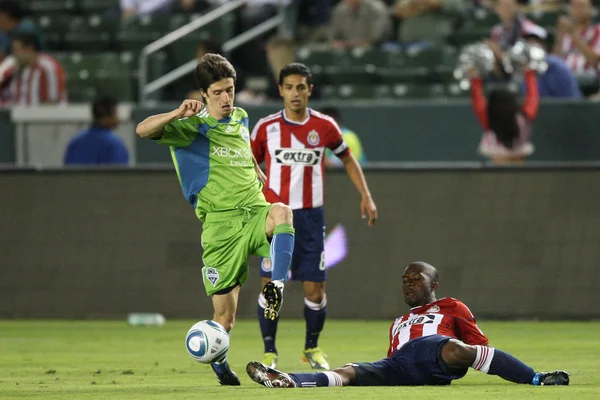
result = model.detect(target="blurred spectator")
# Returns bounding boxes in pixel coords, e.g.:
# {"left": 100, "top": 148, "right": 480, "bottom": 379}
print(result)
{"left": 0, "top": 0, "right": 41, "bottom": 88}
{"left": 552, "top": 0, "right": 600, "bottom": 94}
{"left": 64, "top": 97, "right": 129, "bottom": 166}
{"left": 486, "top": 0, "right": 546, "bottom": 77}
{"left": 393, "top": 0, "right": 466, "bottom": 47}
{"left": 296, "top": 0, "right": 333, "bottom": 42}
{"left": 330, "top": 0, "right": 391, "bottom": 49}
{"left": 120, "top": 0, "right": 200, "bottom": 20}
{"left": 5, "top": 32, "right": 66, "bottom": 106}
{"left": 522, "top": 33, "right": 582, "bottom": 98}
{"left": 470, "top": 68, "right": 539, "bottom": 164}
{"left": 321, "top": 106, "right": 367, "bottom": 167}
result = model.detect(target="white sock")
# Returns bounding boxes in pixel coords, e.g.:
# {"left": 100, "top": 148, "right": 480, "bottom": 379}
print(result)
{"left": 322, "top": 371, "right": 343, "bottom": 386}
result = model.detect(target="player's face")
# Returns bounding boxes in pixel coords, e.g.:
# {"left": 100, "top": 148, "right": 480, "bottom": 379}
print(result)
{"left": 494, "top": 0, "right": 518, "bottom": 22}
{"left": 571, "top": 0, "right": 592, "bottom": 23}
{"left": 11, "top": 40, "right": 32, "bottom": 65}
{"left": 203, "top": 78, "right": 235, "bottom": 119}
{"left": 279, "top": 74, "right": 312, "bottom": 114}
{"left": 402, "top": 266, "right": 434, "bottom": 307}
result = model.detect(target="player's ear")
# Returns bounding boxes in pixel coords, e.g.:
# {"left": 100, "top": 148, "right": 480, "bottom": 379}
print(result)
{"left": 308, "top": 85, "right": 313, "bottom": 97}
{"left": 278, "top": 85, "right": 284, "bottom": 98}
{"left": 431, "top": 281, "right": 439, "bottom": 291}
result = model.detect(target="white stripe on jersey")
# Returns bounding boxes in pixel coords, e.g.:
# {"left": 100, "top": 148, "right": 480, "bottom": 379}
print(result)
{"left": 421, "top": 314, "right": 444, "bottom": 337}
{"left": 30, "top": 69, "right": 41, "bottom": 105}
{"left": 397, "top": 315, "right": 412, "bottom": 350}
{"left": 312, "top": 154, "right": 324, "bottom": 207}
{"left": 266, "top": 122, "right": 282, "bottom": 196}
{"left": 289, "top": 135, "right": 305, "bottom": 210}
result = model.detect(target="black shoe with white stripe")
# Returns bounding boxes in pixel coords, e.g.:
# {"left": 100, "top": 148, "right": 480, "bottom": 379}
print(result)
{"left": 246, "top": 361, "right": 297, "bottom": 388}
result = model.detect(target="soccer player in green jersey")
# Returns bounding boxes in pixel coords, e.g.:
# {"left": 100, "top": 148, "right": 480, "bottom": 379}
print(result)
{"left": 136, "top": 54, "right": 295, "bottom": 386}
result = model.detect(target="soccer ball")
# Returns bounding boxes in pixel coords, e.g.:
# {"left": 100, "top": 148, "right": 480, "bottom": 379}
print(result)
{"left": 185, "top": 320, "right": 229, "bottom": 364}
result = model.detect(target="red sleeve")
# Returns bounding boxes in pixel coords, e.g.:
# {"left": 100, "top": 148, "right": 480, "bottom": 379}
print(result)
{"left": 521, "top": 70, "right": 539, "bottom": 121}
{"left": 250, "top": 119, "right": 267, "bottom": 164}
{"left": 470, "top": 77, "right": 489, "bottom": 130}
{"left": 387, "top": 320, "right": 395, "bottom": 357}
{"left": 325, "top": 119, "right": 350, "bottom": 159}
{"left": 453, "top": 301, "right": 489, "bottom": 346}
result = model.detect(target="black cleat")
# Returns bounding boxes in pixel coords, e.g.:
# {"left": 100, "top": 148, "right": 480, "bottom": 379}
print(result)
{"left": 262, "top": 281, "right": 283, "bottom": 320}
{"left": 535, "top": 370, "right": 570, "bottom": 386}
{"left": 211, "top": 361, "right": 241, "bottom": 386}
{"left": 246, "top": 361, "right": 297, "bottom": 388}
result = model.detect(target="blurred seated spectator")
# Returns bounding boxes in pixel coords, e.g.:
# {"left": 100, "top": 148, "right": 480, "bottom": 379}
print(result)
{"left": 552, "top": 0, "right": 600, "bottom": 96}
{"left": 121, "top": 0, "right": 200, "bottom": 22}
{"left": 64, "top": 97, "right": 129, "bottom": 166}
{"left": 4, "top": 32, "right": 66, "bottom": 106}
{"left": 522, "top": 33, "right": 582, "bottom": 98}
{"left": 469, "top": 67, "right": 539, "bottom": 164}
{"left": 0, "top": 0, "right": 41, "bottom": 88}
{"left": 321, "top": 106, "right": 367, "bottom": 167}
{"left": 486, "top": 0, "right": 546, "bottom": 77}
{"left": 330, "top": 0, "right": 391, "bottom": 49}
{"left": 393, "top": 0, "right": 466, "bottom": 48}
{"left": 296, "top": 0, "right": 334, "bottom": 43}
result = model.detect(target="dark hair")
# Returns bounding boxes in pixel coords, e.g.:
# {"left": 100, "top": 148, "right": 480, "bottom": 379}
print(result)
{"left": 320, "top": 107, "right": 341, "bottom": 123}
{"left": 278, "top": 63, "right": 313, "bottom": 86}
{"left": 407, "top": 261, "right": 439, "bottom": 283}
{"left": 0, "top": 0, "right": 27, "bottom": 20}
{"left": 487, "top": 88, "right": 520, "bottom": 149}
{"left": 92, "top": 96, "right": 117, "bottom": 121}
{"left": 11, "top": 31, "right": 39, "bottom": 51}
{"left": 195, "top": 53, "right": 236, "bottom": 93}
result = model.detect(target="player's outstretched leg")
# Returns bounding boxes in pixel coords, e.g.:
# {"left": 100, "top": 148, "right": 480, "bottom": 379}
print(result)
{"left": 264, "top": 203, "right": 294, "bottom": 320}
{"left": 443, "top": 340, "right": 570, "bottom": 386}
{"left": 246, "top": 362, "right": 353, "bottom": 388}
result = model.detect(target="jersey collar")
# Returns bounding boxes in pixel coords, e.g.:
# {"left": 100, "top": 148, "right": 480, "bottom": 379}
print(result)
{"left": 282, "top": 108, "right": 311, "bottom": 126}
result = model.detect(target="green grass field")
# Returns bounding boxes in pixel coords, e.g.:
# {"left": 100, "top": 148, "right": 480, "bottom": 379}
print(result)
{"left": 0, "top": 320, "right": 598, "bottom": 399}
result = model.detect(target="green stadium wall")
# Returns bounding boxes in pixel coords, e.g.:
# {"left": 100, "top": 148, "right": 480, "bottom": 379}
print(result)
{"left": 1, "top": 168, "right": 599, "bottom": 320}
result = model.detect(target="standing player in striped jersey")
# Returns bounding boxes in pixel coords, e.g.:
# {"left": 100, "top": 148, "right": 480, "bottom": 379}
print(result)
{"left": 246, "top": 261, "right": 570, "bottom": 388}
{"left": 552, "top": 0, "right": 600, "bottom": 81}
{"left": 251, "top": 63, "right": 377, "bottom": 370}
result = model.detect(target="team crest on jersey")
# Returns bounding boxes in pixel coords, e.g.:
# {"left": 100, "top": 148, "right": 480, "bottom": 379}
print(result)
{"left": 240, "top": 126, "right": 250, "bottom": 142}
{"left": 205, "top": 267, "right": 219, "bottom": 286}
{"left": 427, "top": 305, "right": 440, "bottom": 313}
{"left": 307, "top": 130, "right": 320, "bottom": 146}
{"left": 226, "top": 125, "right": 234, "bottom": 133}
{"left": 261, "top": 258, "right": 272, "bottom": 272}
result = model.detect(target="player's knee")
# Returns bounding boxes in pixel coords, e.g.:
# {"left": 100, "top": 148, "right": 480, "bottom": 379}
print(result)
{"left": 442, "top": 339, "right": 477, "bottom": 368}
{"left": 269, "top": 203, "right": 293, "bottom": 225}
{"left": 304, "top": 283, "right": 326, "bottom": 304}
{"left": 333, "top": 366, "right": 356, "bottom": 386}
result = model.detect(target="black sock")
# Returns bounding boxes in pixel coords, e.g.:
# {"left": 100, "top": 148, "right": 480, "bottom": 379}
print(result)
{"left": 257, "top": 293, "right": 279, "bottom": 353}
{"left": 304, "top": 296, "right": 327, "bottom": 350}
{"left": 471, "top": 345, "right": 536, "bottom": 384}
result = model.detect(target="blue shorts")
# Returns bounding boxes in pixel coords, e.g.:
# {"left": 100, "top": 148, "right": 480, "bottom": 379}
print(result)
{"left": 349, "top": 335, "right": 467, "bottom": 386}
{"left": 259, "top": 207, "right": 325, "bottom": 282}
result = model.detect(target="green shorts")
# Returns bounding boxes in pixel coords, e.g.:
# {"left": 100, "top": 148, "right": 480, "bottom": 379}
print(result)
{"left": 200, "top": 206, "right": 272, "bottom": 296}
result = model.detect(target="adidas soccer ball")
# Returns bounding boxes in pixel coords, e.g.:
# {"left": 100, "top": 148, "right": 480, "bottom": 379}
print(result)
{"left": 185, "top": 320, "right": 229, "bottom": 364}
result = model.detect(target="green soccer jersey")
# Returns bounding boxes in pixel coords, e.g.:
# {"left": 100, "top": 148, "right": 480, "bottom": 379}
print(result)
{"left": 156, "top": 107, "right": 268, "bottom": 221}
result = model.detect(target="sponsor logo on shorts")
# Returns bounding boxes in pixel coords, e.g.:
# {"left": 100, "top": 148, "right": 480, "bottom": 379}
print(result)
{"left": 205, "top": 267, "right": 220, "bottom": 286}
{"left": 261, "top": 258, "right": 272, "bottom": 272}
{"left": 274, "top": 148, "right": 322, "bottom": 166}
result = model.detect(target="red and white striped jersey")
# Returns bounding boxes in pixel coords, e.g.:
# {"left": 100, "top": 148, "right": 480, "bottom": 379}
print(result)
{"left": 251, "top": 109, "right": 350, "bottom": 210}
{"left": 387, "top": 297, "right": 489, "bottom": 357}
{"left": 559, "top": 24, "right": 600, "bottom": 77}
{"left": 7, "top": 54, "right": 67, "bottom": 106}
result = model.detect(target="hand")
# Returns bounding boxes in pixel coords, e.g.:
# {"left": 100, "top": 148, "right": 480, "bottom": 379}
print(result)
{"left": 556, "top": 16, "right": 575, "bottom": 35}
{"left": 175, "top": 99, "right": 203, "bottom": 119}
{"left": 484, "top": 39, "right": 502, "bottom": 56}
{"left": 361, "top": 195, "right": 378, "bottom": 227}
{"left": 466, "top": 66, "right": 479, "bottom": 79}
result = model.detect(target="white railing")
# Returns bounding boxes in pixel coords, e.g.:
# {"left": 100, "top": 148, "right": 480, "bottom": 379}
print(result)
{"left": 138, "top": 0, "right": 286, "bottom": 104}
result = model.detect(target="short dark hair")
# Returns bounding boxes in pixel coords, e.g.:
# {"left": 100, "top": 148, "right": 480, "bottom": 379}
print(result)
{"left": 320, "top": 107, "right": 341, "bottom": 123}
{"left": 0, "top": 0, "right": 27, "bottom": 20}
{"left": 12, "top": 31, "right": 39, "bottom": 51}
{"left": 279, "top": 63, "right": 313, "bottom": 86}
{"left": 195, "top": 53, "right": 236, "bottom": 93}
{"left": 92, "top": 96, "right": 117, "bottom": 121}
{"left": 407, "top": 261, "right": 439, "bottom": 283}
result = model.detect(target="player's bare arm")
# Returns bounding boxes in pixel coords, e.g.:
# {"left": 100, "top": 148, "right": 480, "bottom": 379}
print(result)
{"left": 252, "top": 154, "right": 267, "bottom": 184}
{"left": 341, "top": 153, "right": 377, "bottom": 226}
{"left": 136, "top": 99, "right": 204, "bottom": 139}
